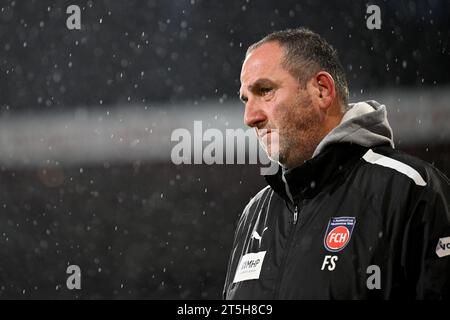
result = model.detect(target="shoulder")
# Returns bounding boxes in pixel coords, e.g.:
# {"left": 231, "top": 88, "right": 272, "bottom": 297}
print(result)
{"left": 246, "top": 185, "right": 273, "bottom": 208}
{"left": 361, "top": 146, "right": 435, "bottom": 187}
{"left": 236, "top": 186, "right": 273, "bottom": 228}
{"left": 356, "top": 145, "right": 449, "bottom": 205}
{"left": 241, "top": 185, "right": 273, "bottom": 216}
{"left": 358, "top": 145, "right": 443, "bottom": 188}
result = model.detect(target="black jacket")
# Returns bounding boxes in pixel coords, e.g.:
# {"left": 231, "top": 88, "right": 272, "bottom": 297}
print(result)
{"left": 223, "top": 102, "right": 450, "bottom": 300}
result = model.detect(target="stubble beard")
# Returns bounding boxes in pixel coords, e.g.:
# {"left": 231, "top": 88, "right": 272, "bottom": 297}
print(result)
{"left": 277, "top": 94, "right": 324, "bottom": 169}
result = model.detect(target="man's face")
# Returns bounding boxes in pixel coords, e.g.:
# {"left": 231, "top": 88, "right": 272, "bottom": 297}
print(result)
{"left": 239, "top": 41, "right": 325, "bottom": 168}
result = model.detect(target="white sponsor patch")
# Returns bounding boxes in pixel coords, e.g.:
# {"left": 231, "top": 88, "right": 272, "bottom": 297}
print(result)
{"left": 233, "top": 251, "right": 266, "bottom": 283}
{"left": 436, "top": 237, "right": 450, "bottom": 258}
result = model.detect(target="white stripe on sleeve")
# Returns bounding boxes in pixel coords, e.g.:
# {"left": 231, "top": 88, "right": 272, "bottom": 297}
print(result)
{"left": 362, "top": 149, "right": 427, "bottom": 186}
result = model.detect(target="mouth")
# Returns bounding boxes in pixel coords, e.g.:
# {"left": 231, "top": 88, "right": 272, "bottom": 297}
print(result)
{"left": 258, "top": 129, "right": 279, "bottom": 151}
{"left": 258, "top": 129, "right": 272, "bottom": 139}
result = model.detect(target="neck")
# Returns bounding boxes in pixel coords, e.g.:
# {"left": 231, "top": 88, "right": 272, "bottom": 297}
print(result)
{"left": 326, "top": 101, "right": 345, "bottom": 129}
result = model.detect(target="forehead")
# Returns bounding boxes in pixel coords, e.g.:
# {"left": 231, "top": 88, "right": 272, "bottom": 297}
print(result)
{"left": 240, "top": 42, "right": 286, "bottom": 86}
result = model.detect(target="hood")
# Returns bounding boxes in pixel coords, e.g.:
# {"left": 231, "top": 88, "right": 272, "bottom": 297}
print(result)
{"left": 312, "top": 100, "right": 394, "bottom": 158}
{"left": 273, "top": 100, "right": 395, "bottom": 204}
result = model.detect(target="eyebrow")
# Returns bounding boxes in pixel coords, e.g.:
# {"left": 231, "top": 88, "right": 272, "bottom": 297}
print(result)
{"left": 248, "top": 78, "right": 274, "bottom": 91}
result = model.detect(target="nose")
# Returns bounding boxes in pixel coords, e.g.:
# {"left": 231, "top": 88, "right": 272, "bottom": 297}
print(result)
{"left": 244, "top": 99, "right": 267, "bottom": 128}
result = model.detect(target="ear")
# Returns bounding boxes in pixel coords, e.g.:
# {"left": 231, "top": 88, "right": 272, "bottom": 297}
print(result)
{"left": 312, "top": 71, "right": 336, "bottom": 110}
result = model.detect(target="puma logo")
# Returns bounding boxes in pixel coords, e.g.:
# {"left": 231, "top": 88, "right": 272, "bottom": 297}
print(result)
{"left": 251, "top": 227, "right": 268, "bottom": 248}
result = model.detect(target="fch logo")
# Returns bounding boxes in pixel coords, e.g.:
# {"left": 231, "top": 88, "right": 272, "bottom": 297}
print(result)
{"left": 324, "top": 217, "right": 356, "bottom": 252}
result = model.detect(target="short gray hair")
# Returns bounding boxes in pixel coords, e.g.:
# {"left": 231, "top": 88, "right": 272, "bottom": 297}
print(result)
{"left": 247, "top": 27, "right": 349, "bottom": 108}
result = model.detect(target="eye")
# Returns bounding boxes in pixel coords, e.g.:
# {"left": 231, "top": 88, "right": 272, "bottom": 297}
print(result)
{"left": 260, "top": 87, "right": 272, "bottom": 95}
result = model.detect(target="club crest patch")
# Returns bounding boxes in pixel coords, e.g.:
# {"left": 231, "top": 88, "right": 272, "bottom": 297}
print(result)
{"left": 323, "top": 217, "right": 356, "bottom": 252}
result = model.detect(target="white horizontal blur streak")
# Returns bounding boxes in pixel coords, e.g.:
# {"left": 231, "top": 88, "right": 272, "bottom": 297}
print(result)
{"left": 0, "top": 102, "right": 249, "bottom": 168}
{"left": 0, "top": 86, "right": 449, "bottom": 168}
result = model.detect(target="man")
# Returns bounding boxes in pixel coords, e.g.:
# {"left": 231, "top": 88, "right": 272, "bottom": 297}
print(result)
{"left": 223, "top": 28, "right": 450, "bottom": 299}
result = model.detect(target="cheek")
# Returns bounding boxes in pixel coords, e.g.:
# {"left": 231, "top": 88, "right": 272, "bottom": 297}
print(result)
{"left": 273, "top": 101, "right": 298, "bottom": 131}
{"left": 269, "top": 96, "right": 293, "bottom": 126}
{"left": 268, "top": 91, "right": 310, "bottom": 131}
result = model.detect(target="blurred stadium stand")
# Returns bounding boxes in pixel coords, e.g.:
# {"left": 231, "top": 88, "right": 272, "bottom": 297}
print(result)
{"left": 0, "top": 88, "right": 449, "bottom": 298}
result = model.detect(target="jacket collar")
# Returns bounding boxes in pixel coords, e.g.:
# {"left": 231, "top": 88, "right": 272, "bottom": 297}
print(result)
{"left": 265, "top": 143, "right": 370, "bottom": 203}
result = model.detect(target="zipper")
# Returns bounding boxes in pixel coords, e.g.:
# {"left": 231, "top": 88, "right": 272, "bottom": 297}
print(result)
{"left": 293, "top": 205, "right": 298, "bottom": 225}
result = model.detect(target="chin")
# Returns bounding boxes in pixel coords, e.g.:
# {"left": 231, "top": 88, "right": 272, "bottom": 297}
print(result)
{"left": 262, "top": 143, "right": 279, "bottom": 161}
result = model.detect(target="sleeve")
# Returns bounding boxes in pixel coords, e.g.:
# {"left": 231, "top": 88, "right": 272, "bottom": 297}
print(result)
{"left": 404, "top": 167, "right": 450, "bottom": 299}
{"left": 222, "top": 198, "right": 254, "bottom": 299}
{"left": 222, "top": 189, "right": 258, "bottom": 300}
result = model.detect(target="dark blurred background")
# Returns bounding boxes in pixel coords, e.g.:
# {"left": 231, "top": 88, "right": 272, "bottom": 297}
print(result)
{"left": 0, "top": 0, "right": 449, "bottom": 299}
